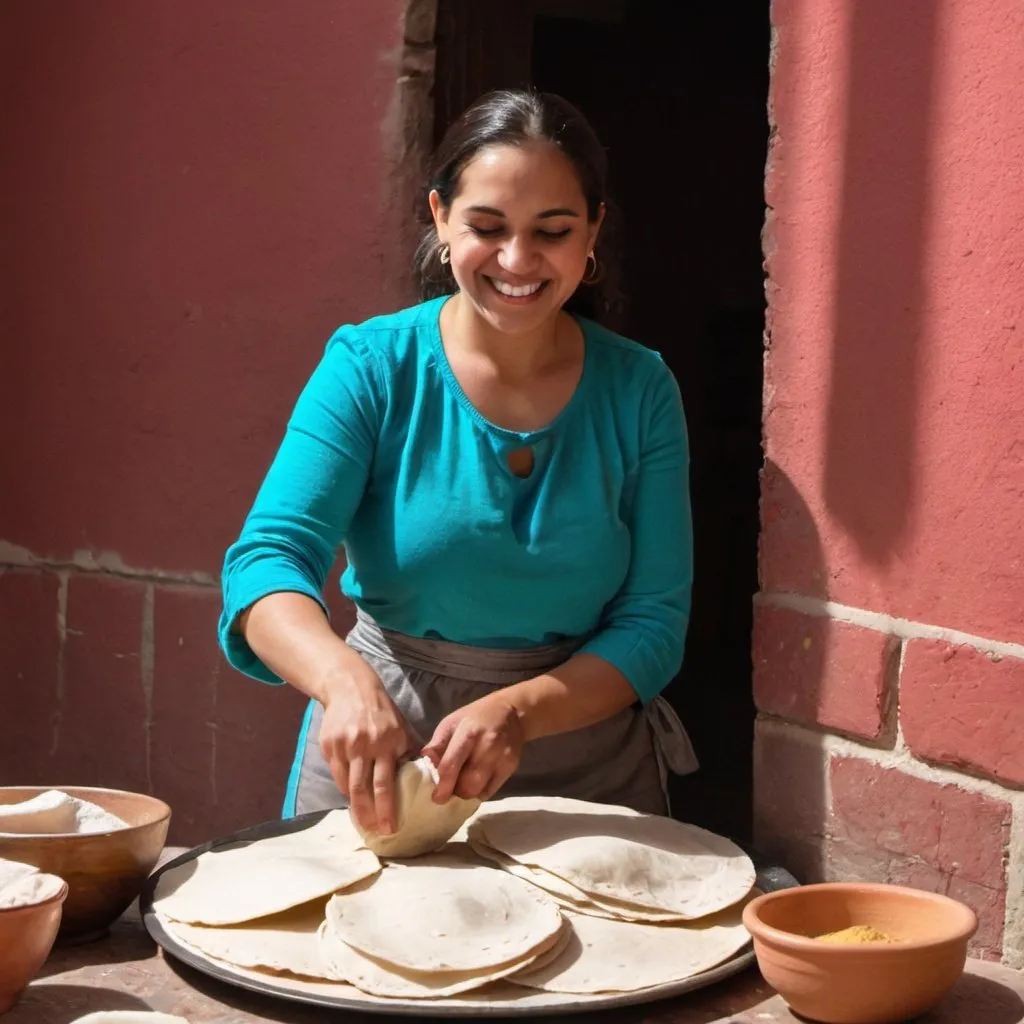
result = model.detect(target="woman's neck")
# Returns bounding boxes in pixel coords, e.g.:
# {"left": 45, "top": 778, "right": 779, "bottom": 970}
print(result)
{"left": 442, "top": 292, "right": 574, "bottom": 381}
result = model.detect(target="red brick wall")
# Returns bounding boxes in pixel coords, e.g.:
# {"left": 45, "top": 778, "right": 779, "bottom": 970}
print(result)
{"left": 758, "top": 0, "right": 1024, "bottom": 963}
{"left": 0, "top": 0, "right": 412, "bottom": 841}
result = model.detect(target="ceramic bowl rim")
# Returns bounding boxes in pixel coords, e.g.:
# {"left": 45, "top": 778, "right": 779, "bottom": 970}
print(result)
{"left": 0, "top": 877, "right": 69, "bottom": 915}
{"left": 742, "top": 881, "right": 979, "bottom": 953}
{"left": 0, "top": 785, "right": 172, "bottom": 839}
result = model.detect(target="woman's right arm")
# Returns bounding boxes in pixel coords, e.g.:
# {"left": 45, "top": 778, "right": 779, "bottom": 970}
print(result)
{"left": 238, "top": 593, "right": 413, "bottom": 834}
{"left": 219, "top": 328, "right": 411, "bottom": 833}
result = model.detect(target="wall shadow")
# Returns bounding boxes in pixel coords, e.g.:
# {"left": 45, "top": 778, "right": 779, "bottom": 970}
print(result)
{"left": 824, "top": 1, "right": 941, "bottom": 564}
{"left": 753, "top": 461, "right": 829, "bottom": 885}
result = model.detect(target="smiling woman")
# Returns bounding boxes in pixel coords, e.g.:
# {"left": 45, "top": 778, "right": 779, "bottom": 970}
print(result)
{"left": 218, "top": 89, "right": 696, "bottom": 841}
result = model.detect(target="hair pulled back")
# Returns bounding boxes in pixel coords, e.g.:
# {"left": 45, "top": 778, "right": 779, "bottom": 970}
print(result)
{"left": 414, "top": 89, "right": 622, "bottom": 324}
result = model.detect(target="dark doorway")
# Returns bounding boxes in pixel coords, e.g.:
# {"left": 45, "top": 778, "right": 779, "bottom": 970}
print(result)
{"left": 433, "top": 0, "right": 769, "bottom": 843}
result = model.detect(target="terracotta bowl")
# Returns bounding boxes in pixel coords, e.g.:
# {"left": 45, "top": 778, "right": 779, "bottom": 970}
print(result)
{"left": 0, "top": 874, "right": 68, "bottom": 1013}
{"left": 0, "top": 787, "right": 171, "bottom": 943}
{"left": 742, "top": 882, "right": 978, "bottom": 1024}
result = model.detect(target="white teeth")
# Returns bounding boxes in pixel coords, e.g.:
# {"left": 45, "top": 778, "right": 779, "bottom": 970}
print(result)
{"left": 490, "top": 279, "right": 544, "bottom": 298}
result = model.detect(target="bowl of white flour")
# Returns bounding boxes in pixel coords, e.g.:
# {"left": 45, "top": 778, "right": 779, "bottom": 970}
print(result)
{"left": 0, "top": 786, "right": 171, "bottom": 942}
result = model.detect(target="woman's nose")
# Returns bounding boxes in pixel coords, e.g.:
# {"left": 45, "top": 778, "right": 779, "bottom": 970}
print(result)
{"left": 497, "top": 236, "right": 539, "bottom": 274}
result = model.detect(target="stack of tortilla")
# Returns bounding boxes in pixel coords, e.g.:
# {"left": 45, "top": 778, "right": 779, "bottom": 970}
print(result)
{"left": 152, "top": 771, "right": 758, "bottom": 1003}
{"left": 466, "top": 796, "right": 757, "bottom": 994}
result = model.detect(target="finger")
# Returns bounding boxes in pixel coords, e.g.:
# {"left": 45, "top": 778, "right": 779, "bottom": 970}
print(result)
{"left": 454, "top": 761, "right": 492, "bottom": 801}
{"left": 372, "top": 756, "right": 397, "bottom": 835}
{"left": 331, "top": 754, "right": 352, "bottom": 799}
{"left": 432, "top": 723, "right": 478, "bottom": 803}
{"left": 479, "top": 756, "right": 518, "bottom": 801}
{"left": 421, "top": 716, "right": 458, "bottom": 767}
{"left": 348, "top": 756, "right": 376, "bottom": 833}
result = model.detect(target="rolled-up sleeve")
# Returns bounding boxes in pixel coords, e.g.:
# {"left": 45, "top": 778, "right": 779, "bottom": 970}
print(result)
{"left": 577, "top": 360, "right": 693, "bottom": 703}
{"left": 218, "top": 327, "right": 384, "bottom": 683}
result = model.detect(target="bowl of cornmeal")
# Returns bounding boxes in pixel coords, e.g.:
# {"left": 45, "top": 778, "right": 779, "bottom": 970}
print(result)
{"left": 0, "top": 786, "right": 171, "bottom": 942}
{"left": 742, "top": 881, "right": 977, "bottom": 1024}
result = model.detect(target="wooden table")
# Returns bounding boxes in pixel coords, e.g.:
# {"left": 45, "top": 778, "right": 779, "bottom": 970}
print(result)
{"left": 10, "top": 850, "right": 1024, "bottom": 1024}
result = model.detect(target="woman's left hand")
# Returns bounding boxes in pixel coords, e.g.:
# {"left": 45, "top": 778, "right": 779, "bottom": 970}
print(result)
{"left": 421, "top": 696, "right": 525, "bottom": 803}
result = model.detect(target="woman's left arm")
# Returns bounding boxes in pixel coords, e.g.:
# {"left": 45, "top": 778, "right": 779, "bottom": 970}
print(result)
{"left": 426, "top": 362, "right": 693, "bottom": 802}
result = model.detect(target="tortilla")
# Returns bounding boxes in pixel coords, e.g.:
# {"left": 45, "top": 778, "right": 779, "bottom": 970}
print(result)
{"left": 353, "top": 757, "right": 480, "bottom": 859}
{"left": 468, "top": 796, "right": 755, "bottom": 918}
{"left": 510, "top": 902, "right": 752, "bottom": 993}
{"left": 324, "top": 851, "right": 563, "bottom": 973}
{"left": 162, "top": 900, "right": 332, "bottom": 979}
{"left": 468, "top": 839, "right": 690, "bottom": 922}
{"left": 318, "top": 918, "right": 569, "bottom": 998}
{"left": 153, "top": 811, "right": 379, "bottom": 925}
{"left": 69, "top": 1014, "right": 190, "bottom": 1023}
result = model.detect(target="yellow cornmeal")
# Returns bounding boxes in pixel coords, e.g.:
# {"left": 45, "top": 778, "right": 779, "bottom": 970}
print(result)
{"left": 816, "top": 924, "right": 898, "bottom": 944}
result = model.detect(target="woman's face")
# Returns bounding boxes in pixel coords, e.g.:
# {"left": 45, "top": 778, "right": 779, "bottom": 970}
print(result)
{"left": 430, "top": 142, "right": 604, "bottom": 337}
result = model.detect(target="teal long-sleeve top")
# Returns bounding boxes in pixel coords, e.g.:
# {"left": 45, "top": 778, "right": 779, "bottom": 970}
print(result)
{"left": 219, "top": 296, "right": 693, "bottom": 704}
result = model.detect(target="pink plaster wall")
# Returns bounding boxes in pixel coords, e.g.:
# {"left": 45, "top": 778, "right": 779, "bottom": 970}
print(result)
{"left": 763, "top": 0, "right": 1024, "bottom": 641}
{"left": 0, "top": 0, "right": 410, "bottom": 839}
{"left": 1, "top": 0, "right": 409, "bottom": 575}
{"left": 758, "top": 0, "right": 1024, "bottom": 961}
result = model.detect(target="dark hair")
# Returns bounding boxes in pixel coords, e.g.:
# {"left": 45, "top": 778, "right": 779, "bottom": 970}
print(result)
{"left": 414, "top": 89, "right": 623, "bottom": 325}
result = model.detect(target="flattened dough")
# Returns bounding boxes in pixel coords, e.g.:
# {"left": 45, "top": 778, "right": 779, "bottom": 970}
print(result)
{"left": 352, "top": 757, "right": 480, "bottom": 859}
{"left": 153, "top": 811, "right": 379, "bottom": 925}
{"left": 162, "top": 901, "right": 332, "bottom": 979}
{"left": 318, "top": 918, "right": 568, "bottom": 998}
{"left": 324, "top": 851, "right": 563, "bottom": 973}
{"left": 469, "top": 796, "right": 755, "bottom": 918}
{"left": 510, "top": 902, "right": 752, "bottom": 993}
{"left": 70, "top": 1015, "right": 190, "bottom": 1023}
{"left": 469, "top": 840, "right": 688, "bottom": 922}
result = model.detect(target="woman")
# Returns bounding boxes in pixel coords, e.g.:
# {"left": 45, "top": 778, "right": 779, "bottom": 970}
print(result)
{"left": 219, "top": 89, "right": 697, "bottom": 837}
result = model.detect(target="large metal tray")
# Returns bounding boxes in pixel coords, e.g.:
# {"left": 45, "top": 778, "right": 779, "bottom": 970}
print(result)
{"left": 140, "top": 812, "right": 798, "bottom": 1018}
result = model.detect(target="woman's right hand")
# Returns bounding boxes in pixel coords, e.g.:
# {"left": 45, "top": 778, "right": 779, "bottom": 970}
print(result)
{"left": 319, "top": 673, "right": 415, "bottom": 836}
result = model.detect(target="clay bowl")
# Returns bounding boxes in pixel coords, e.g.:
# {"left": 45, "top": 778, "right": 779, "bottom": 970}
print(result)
{"left": 743, "top": 882, "right": 977, "bottom": 1024}
{"left": 0, "top": 874, "right": 68, "bottom": 1013}
{"left": 0, "top": 787, "right": 171, "bottom": 943}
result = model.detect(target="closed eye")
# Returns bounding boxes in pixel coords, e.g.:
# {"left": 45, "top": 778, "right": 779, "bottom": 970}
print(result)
{"left": 468, "top": 225, "right": 573, "bottom": 241}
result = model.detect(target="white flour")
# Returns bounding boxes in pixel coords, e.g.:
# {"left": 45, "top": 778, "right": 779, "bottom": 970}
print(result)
{"left": 0, "top": 789, "right": 128, "bottom": 835}
{"left": 0, "top": 856, "right": 65, "bottom": 908}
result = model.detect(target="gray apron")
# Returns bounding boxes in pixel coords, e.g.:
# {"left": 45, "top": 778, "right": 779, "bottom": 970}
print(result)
{"left": 294, "top": 610, "right": 698, "bottom": 817}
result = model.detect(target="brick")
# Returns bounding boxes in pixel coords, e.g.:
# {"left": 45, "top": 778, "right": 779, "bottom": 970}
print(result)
{"left": 52, "top": 574, "right": 148, "bottom": 792}
{"left": 754, "top": 605, "right": 897, "bottom": 739}
{"left": 152, "top": 584, "right": 308, "bottom": 843}
{"left": 948, "top": 876, "right": 1007, "bottom": 960}
{"left": 151, "top": 586, "right": 220, "bottom": 844}
{"left": 759, "top": 460, "right": 829, "bottom": 598}
{"left": 0, "top": 569, "right": 60, "bottom": 782}
{"left": 753, "top": 719, "right": 828, "bottom": 882}
{"left": 829, "top": 757, "right": 1010, "bottom": 954}
{"left": 212, "top": 669, "right": 307, "bottom": 836}
{"left": 901, "top": 639, "right": 1024, "bottom": 787}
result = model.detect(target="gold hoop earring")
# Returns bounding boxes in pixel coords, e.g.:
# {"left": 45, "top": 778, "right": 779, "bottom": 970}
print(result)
{"left": 439, "top": 244, "right": 451, "bottom": 266}
{"left": 584, "top": 251, "right": 601, "bottom": 284}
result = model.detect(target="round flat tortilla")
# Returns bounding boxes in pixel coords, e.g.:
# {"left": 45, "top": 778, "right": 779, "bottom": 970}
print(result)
{"left": 468, "top": 839, "right": 691, "bottom": 923}
{"left": 510, "top": 902, "right": 752, "bottom": 994}
{"left": 318, "top": 918, "right": 569, "bottom": 998}
{"left": 353, "top": 757, "right": 480, "bottom": 859}
{"left": 324, "top": 851, "right": 563, "bottom": 973}
{"left": 468, "top": 796, "right": 754, "bottom": 919}
{"left": 162, "top": 900, "right": 332, "bottom": 979}
{"left": 153, "top": 812, "right": 380, "bottom": 925}
{"left": 69, "top": 1014, "right": 190, "bottom": 1023}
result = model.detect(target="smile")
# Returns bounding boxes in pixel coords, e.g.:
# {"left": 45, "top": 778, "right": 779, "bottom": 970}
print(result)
{"left": 485, "top": 277, "right": 549, "bottom": 301}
